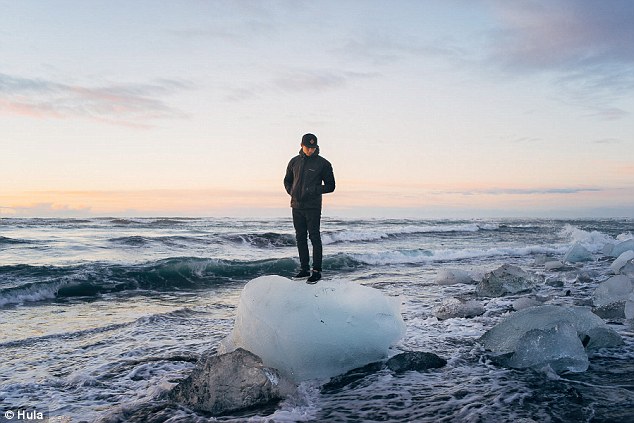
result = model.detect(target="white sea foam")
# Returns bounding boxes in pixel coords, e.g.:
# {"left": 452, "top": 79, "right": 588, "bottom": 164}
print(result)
{"left": 559, "top": 224, "right": 614, "bottom": 252}
{"left": 322, "top": 230, "right": 389, "bottom": 244}
{"left": 262, "top": 381, "right": 321, "bottom": 422}
{"left": 321, "top": 223, "right": 499, "bottom": 244}
{"left": 0, "top": 283, "right": 61, "bottom": 307}
{"left": 351, "top": 245, "right": 567, "bottom": 266}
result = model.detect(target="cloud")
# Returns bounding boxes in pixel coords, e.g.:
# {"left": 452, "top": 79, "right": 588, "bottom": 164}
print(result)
{"left": 446, "top": 187, "right": 603, "bottom": 196}
{"left": 0, "top": 188, "right": 288, "bottom": 217}
{"left": 0, "top": 202, "right": 92, "bottom": 217}
{"left": 334, "top": 32, "right": 467, "bottom": 66}
{"left": 0, "top": 73, "right": 190, "bottom": 127}
{"left": 618, "top": 165, "right": 634, "bottom": 176}
{"left": 488, "top": 0, "right": 634, "bottom": 70}
{"left": 167, "top": 0, "right": 305, "bottom": 44}
{"left": 486, "top": 0, "right": 634, "bottom": 117}
{"left": 273, "top": 69, "right": 377, "bottom": 93}
{"left": 509, "top": 136, "right": 542, "bottom": 144}
{"left": 224, "top": 68, "right": 378, "bottom": 101}
{"left": 168, "top": 20, "right": 277, "bottom": 44}
{"left": 593, "top": 138, "right": 623, "bottom": 145}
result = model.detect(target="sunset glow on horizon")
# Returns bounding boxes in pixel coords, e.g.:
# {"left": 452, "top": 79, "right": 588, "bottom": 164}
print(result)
{"left": 2, "top": 1, "right": 633, "bottom": 218}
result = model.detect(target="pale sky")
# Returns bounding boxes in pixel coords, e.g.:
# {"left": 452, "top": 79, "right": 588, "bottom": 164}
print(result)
{"left": 1, "top": 0, "right": 633, "bottom": 218}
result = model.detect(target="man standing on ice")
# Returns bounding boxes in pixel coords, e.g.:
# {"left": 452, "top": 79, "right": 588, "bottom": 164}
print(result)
{"left": 284, "top": 133, "right": 336, "bottom": 283}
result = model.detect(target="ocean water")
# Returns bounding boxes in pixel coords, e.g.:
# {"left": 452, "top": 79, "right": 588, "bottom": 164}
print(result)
{"left": 1, "top": 217, "right": 633, "bottom": 422}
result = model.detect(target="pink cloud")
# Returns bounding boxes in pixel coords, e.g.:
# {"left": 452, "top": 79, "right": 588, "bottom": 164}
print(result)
{"left": 0, "top": 98, "right": 64, "bottom": 119}
{"left": 0, "top": 73, "right": 189, "bottom": 127}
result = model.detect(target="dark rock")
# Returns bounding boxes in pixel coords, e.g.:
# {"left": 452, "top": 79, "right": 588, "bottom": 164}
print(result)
{"left": 321, "top": 351, "right": 447, "bottom": 392}
{"left": 385, "top": 351, "right": 447, "bottom": 373}
{"left": 169, "top": 348, "right": 294, "bottom": 416}
{"left": 321, "top": 361, "right": 384, "bottom": 393}
{"left": 592, "top": 302, "right": 626, "bottom": 319}
{"left": 476, "top": 264, "right": 543, "bottom": 297}
{"left": 545, "top": 279, "right": 564, "bottom": 287}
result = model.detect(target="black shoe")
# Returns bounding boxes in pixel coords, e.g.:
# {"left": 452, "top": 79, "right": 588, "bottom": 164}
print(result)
{"left": 294, "top": 270, "right": 310, "bottom": 278}
{"left": 306, "top": 271, "right": 321, "bottom": 284}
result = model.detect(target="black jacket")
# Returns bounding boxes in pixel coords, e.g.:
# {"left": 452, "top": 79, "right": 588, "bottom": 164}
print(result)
{"left": 284, "top": 148, "right": 335, "bottom": 209}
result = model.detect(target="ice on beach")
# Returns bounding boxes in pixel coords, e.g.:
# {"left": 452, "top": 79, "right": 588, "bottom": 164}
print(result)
{"left": 506, "top": 322, "right": 589, "bottom": 373}
{"left": 563, "top": 243, "right": 592, "bottom": 263}
{"left": 435, "top": 297, "right": 485, "bottom": 320}
{"left": 544, "top": 260, "right": 564, "bottom": 270}
{"left": 610, "top": 251, "right": 634, "bottom": 274}
{"left": 625, "top": 294, "right": 634, "bottom": 320}
{"left": 623, "top": 262, "right": 634, "bottom": 278}
{"left": 219, "top": 275, "right": 406, "bottom": 381}
{"left": 592, "top": 275, "right": 634, "bottom": 308}
{"left": 476, "top": 264, "right": 542, "bottom": 297}
{"left": 480, "top": 305, "right": 623, "bottom": 372}
{"left": 512, "top": 297, "right": 545, "bottom": 311}
{"left": 610, "top": 239, "right": 634, "bottom": 258}
{"left": 435, "top": 268, "right": 474, "bottom": 285}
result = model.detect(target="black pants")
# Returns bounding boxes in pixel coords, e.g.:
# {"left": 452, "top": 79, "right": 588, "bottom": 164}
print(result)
{"left": 292, "top": 208, "right": 322, "bottom": 272}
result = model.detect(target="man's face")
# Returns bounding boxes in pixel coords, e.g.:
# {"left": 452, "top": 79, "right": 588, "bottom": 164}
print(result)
{"left": 302, "top": 144, "right": 316, "bottom": 156}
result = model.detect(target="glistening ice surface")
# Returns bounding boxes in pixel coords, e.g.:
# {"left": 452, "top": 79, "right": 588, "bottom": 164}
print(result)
{"left": 220, "top": 275, "right": 406, "bottom": 381}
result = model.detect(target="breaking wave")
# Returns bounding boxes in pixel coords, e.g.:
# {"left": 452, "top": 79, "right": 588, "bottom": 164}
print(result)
{"left": 559, "top": 224, "right": 619, "bottom": 252}
{"left": 0, "top": 257, "right": 296, "bottom": 307}
{"left": 321, "top": 223, "right": 500, "bottom": 244}
{"left": 0, "top": 236, "right": 31, "bottom": 245}
{"left": 223, "top": 233, "right": 296, "bottom": 248}
{"left": 350, "top": 245, "right": 568, "bottom": 266}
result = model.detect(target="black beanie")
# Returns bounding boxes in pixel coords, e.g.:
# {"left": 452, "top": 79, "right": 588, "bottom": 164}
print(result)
{"left": 301, "top": 133, "right": 318, "bottom": 148}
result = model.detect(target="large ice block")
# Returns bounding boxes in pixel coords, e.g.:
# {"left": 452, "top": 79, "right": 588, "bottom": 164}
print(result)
{"left": 219, "top": 276, "right": 406, "bottom": 381}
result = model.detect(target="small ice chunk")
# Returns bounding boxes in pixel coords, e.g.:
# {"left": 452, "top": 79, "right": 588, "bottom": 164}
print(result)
{"left": 435, "top": 269, "right": 474, "bottom": 285}
{"left": 625, "top": 294, "right": 634, "bottom": 320}
{"left": 219, "top": 276, "right": 406, "bottom": 381}
{"left": 622, "top": 261, "right": 634, "bottom": 278}
{"left": 602, "top": 243, "right": 615, "bottom": 256}
{"left": 545, "top": 260, "right": 564, "bottom": 270}
{"left": 584, "top": 326, "right": 625, "bottom": 350}
{"left": 476, "top": 264, "right": 542, "bottom": 297}
{"left": 610, "top": 239, "right": 634, "bottom": 258}
{"left": 435, "top": 297, "right": 485, "bottom": 320}
{"left": 610, "top": 250, "right": 634, "bottom": 274}
{"left": 479, "top": 305, "right": 623, "bottom": 355}
{"left": 506, "top": 323, "right": 589, "bottom": 373}
{"left": 513, "top": 297, "right": 545, "bottom": 311}
{"left": 592, "top": 275, "right": 634, "bottom": 308}
{"left": 563, "top": 243, "right": 592, "bottom": 263}
{"left": 574, "top": 269, "right": 596, "bottom": 283}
